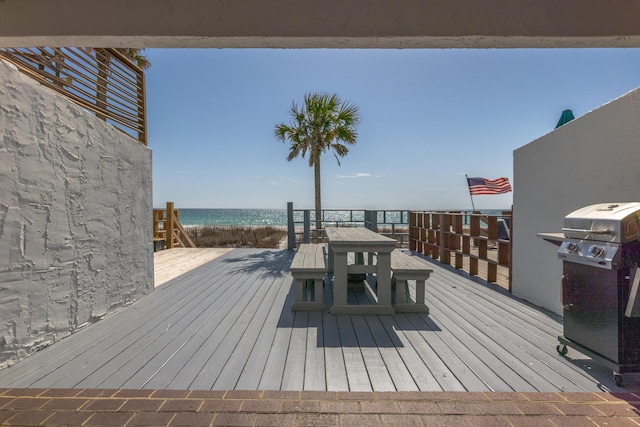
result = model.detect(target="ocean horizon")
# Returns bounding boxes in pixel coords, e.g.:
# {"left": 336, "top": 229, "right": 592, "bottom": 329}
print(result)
{"left": 173, "top": 208, "right": 509, "bottom": 227}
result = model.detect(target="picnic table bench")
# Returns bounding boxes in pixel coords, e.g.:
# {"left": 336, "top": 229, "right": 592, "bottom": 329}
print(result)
{"left": 391, "top": 250, "right": 433, "bottom": 313}
{"left": 290, "top": 243, "right": 326, "bottom": 311}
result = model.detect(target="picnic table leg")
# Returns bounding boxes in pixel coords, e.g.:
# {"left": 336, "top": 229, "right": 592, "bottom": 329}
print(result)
{"left": 327, "top": 244, "right": 334, "bottom": 273}
{"left": 295, "top": 278, "right": 304, "bottom": 303}
{"left": 376, "top": 252, "right": 392, "bottom": 309}
{"left": 415, "top": 279, "right": 426, "bottom": 305}
{"left": 314, "top": 278, "right": 324, "bottom": 304}
{"left": 394, "top": 276, "right": 405, "bottom": 304}
{"left": 332, "top": 251, "right": 348, "bottom": 307}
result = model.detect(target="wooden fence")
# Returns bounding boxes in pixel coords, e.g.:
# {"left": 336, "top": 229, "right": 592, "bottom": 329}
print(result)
{"left": 153, "top": 202, "right": 196, "bottom": 249}
{"left": 410, "top": 211, "right": 512, "bottom": 291}
{"left": 0, "top": 47, "right": 146, "bottom": 145}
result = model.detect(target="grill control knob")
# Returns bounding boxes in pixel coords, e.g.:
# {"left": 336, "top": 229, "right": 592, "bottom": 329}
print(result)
{"left": 565, "top": 242, "right": 579, "bottom": 253}
{"left": 589, "top": 245, "right": 605, "bottom": 258}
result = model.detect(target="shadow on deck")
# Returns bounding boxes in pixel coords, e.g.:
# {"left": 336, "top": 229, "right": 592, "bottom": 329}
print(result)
{"left": 0, "top": 248, "right": 636, "bottom": 393}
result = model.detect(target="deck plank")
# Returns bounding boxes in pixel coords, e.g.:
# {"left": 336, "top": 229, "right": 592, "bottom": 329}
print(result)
{"left": 281, "top": 311, "right": 309, "bottom": 391}
{"left": 3, "top": 254, "right": 234, "bottom": 387}
{"left": 376, "top": 315, "right": 443, "bottom": 390}
{"left": 402, "top": 312, "right": 491, "bottom": 391}
{"left": 322, "top": 312, "right": 350, "bottom": 392}
{"left": 304, "top": 311, "right": 327, "bottom": 390}
{"left": 0, "top": 247, "right": 633, "bottom": 392}
{"left": 425, "top": 270, "right": 602, "bottom": 391}
{"left": 85, "top": 254, "right": 268, "bottom": 389}
{"left": 258, "top": 278, "right": 297, "bottom": 390}
{"left": 11, "top": 251, "right": 241, "bottom": 388}
{"left": 149, "top": 267, "right": 270, "bottom": 389}
{"left": 336, "top": 315, "right": 372, "bottom": 392}
{"left": 187, "top": 252, "right": 291, "bottom": 391}
{"left": 350, "top": 315, "right": 396, "bottom": 391}
{"left": 233, "top": 271, "right": 295, "bottom": 390}
{"left": 362, "top": 315, "right": 419, "bottom": 391}
{"left": 211, "top": 256, "right": 293, "bottom": 390}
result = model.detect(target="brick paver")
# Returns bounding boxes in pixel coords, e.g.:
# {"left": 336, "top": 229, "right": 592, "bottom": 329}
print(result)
{"left": 199, "top": 399, "right": 243, "bottom": 413}
{"left": 151, "top": 390, "right": 191, "bottom": 399}
{"left": 169, "top": 411, "right": 215, "bottom": 426}
{"left": 159, "top": 399, "right": 203, "bottom": 412}
{"left": 44, "top": 411, "right": 93, "bottom": 426}
{"left": 0, "top": 389, "right": 639, "bottom": 426}
{"left": 3, "top": 410, "right": 53, "bottom": 426}
{"left": 211, "top": 412, "right": 256, "bottom": 426}
{"left": 281, "top": 399, "right": 321, "bottom": 413}
{"left": 253, "top": 413, "right": 297, "bottom": 426}
{"left": 85, "top": 411, "right": 134, "bottom": 426}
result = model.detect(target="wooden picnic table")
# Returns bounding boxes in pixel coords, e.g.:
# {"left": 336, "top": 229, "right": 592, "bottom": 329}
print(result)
{"left": 325, "top": 227, "right": 397, "bottom": 314}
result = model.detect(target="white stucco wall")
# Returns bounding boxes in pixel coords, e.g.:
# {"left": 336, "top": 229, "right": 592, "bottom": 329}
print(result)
{"left": 0, "top": 60, "right": 154, "bottom": 367}
{"left": 512, "top": 87, "right": 640, "bottom": 315}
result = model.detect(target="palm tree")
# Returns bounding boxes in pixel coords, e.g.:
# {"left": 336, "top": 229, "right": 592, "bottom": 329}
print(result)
{"left": 275, "top": 92, "right": 361, "bottom": 232}
{"left": 114, "top": 48, "right": 151, "bottom": 70}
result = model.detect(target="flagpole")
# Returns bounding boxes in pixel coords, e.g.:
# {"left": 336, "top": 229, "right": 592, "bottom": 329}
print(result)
{"left": 465, "top": 174, "right": 476, "bottom": 211}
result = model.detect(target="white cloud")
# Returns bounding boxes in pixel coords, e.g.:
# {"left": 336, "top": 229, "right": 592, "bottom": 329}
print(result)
{"left": 277, "top": 175, "right": 305, "bottom": 183}
{"left": 337, "top": 172, "right": 378, "bottom": 179}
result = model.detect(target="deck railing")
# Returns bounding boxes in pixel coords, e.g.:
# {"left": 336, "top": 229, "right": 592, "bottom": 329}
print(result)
{"left": 0, "top": 47, "right": 146, "bottom": 145}
{"left": 409, "top": 211, "right": 512, "bottom": 291}
{"left": 286, "top": 202, "right": 409, "bottom": 249}
{"left": 153, "top": 202, "right": 196, "bottom": 249}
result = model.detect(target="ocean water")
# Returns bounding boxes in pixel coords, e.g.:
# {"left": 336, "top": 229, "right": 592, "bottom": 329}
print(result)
{"left": 176, "top": 208, "right": 509, "bottom": 227}
{"left": 178, "top": 209, "right": 288, "bottom": 226}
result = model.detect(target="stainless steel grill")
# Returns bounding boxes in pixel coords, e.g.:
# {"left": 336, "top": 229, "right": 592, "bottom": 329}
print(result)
{"left": 555, "top": 202, "right": 640, "bottom": 387}
{"left": 562, "top": 202, "right": 640, "bottom": 243}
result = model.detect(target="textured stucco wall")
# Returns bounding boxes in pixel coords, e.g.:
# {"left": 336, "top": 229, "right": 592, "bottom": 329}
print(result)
{"left": 512, "top": 87, "right": 640, "bottom": 315}
{"left": 0, "top": 60, "right": 154, "bottom": 367}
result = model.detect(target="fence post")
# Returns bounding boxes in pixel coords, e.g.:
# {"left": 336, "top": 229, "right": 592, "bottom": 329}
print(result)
{"left": 303, "top": 210, "right": 310, "bottom": 243}
{"left": 438, "top": 214, "right": 445, "bottom": 262}
{"left": 287, "top": 202, "right": 295, "bottom": 250}
{"left": 166, "top": 201, "right": 174, "bottom": 249}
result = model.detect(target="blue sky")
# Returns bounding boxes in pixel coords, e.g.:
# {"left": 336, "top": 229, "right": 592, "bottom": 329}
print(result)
{"left": 147, "top": 48, "right": 640, "bottom": 210}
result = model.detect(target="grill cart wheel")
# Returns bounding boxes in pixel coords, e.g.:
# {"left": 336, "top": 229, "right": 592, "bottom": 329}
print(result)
{"left": 614, "top": 373, "right": 624, "bottom": 387}
{"left": 556, "top": 344, "right": 568, "bottom": 356}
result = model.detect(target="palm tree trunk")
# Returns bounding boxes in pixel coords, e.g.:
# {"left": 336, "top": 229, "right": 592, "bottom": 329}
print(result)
{"left": 314, "top": 150, "right": 322, "bottom": 234}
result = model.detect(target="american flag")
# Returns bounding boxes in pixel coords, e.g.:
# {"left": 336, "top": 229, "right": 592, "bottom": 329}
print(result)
{"left": 466, "top": 177, "right": 512, "bottom": 195}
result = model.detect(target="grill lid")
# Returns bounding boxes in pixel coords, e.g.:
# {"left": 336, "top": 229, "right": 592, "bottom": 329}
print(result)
{"left": 563, "top": 202, "right": 640, "bottom": 243}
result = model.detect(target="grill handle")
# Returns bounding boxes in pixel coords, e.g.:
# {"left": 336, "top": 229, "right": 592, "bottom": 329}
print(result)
{"left": 561, "top": 227, "right": 611, "bottom": 235}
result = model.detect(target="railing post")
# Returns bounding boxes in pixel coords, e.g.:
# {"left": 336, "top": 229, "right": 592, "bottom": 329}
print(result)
{"left": 303, "top": 210, "right": 310, "bottom": 243}
{"left": 166, "top": 201, "right": 174, "bottom": 249}
{"left": 370, "top": 210, "right": 378, "bottom": 232}
{"left": 287, "top": 202, "right": 295, "bottom": 250}
{"left": 409, "top": 211, "right": 416, "bottom": 251}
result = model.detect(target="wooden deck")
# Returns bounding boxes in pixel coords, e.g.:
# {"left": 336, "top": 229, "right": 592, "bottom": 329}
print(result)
{"left": 153, "top": 247, "right": 234, "bottom": 287}
{"left": 0, "top": 248, "right": 636, "bottom": 392}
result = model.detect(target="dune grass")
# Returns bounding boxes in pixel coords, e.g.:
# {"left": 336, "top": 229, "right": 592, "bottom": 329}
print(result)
{"left": 185, "top": 225, "right": 287, "bottom": 249}
{"left": 184, "top": 225, "right": 409, "bottom": 249}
